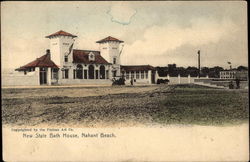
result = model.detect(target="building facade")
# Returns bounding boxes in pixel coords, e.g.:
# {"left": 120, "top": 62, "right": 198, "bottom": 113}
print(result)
{"left": 220, "top": 70, "right": 248, "bottom": 80}
{"left": 14, "top": 30, "right": 157, "bottom": 86}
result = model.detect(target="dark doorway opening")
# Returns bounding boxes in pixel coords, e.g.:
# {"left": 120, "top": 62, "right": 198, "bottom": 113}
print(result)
{"left": 40, "top": 67, "right": 47, "bottom": 85}
{"left": 100, "top": 65, "right": 105, "bottom": 79}
{"left": 88, "top": 65, "right": 94, "bottom": 79}
{"left": 76, "top": 64, "right": 83, "bottom": 79}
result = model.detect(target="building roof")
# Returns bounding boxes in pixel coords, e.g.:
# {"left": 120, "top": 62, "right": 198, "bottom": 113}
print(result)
{"left": 73, "top": 49, "right": 110, "bottom": 65}
{"left": 96, "top": 36, "right": 124, "bottom": 43}
{"left": 121, "top": 65, "right": 156, "bottom": 72}
{"left": 16, "top": 52, "right": 58, "bottom": 71}
{"left": 45, "top": 30, "right": 77, "bottom": 38}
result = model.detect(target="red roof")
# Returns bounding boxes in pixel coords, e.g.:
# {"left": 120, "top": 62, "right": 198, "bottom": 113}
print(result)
{"left": 73, "top": 50, "right": 110, "bottom": 65}
{"left": 45, "top": 30, "right": 77, "bottom": 38}
{"left": 96, "top": 36, "right": 124, "bottom": 43}
{"left": 121, "top": 65, "right": 155, "bottom": 72}
{"left": 16, "top": 53, "right": 58, "bottom": 71}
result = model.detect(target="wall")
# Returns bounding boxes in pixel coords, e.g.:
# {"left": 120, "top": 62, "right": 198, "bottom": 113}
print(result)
{"left": 99, "top": 41, "right": 121, "bottom": 76}
{"left": 50, "top": 36, "right": 74, "bottom": 68}
{"left": 60, "top": 78, "right": 112, "bottom": 85}
{"left": 155, "top": 71, "right": 207, "bottom": 84}
{"left": 124, "top": 78, "right": 151, "bottom": 85}
{"left": 2, "top": 70, "right": 39, "bottom": 86}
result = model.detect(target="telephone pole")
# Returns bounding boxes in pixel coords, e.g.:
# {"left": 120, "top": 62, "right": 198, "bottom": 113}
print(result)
{"left": 198, "top": 50, "right": 201, "bottom": 78}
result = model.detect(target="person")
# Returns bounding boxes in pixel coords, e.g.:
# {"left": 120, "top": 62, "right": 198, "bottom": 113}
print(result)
{"left": 130, "top": 78, "right": 133, "bottom": 86}
{"left": 235, "top": 78, "right": 240, "bottom": 89}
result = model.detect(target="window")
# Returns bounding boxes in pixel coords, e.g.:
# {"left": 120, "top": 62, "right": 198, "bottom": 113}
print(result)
{"left": 126, "top": 72, "right": 129, "bottom": 79}
{"left": 52, "top": 69, "right": 58, "bottom": 79}
{"left": 106, "top": 70, "right": 109, "bottom": 79}
{"left": 141, "top": 71, "right": 144, "bottom": 79}
{"left": 88, "top": 65, "right": 94, "bottom": 79}
{"left": 76, "top": 65, "right": 83, "bottom": 79}
{"left": 136, "top": 71, "right": 139, "bottom": 79}
{"left": 62, "top": 69, "right": 69, "bottom": 79}
{"left": 64, "top": 56, "right": 68, "bottom": 62}
{"left": 112, "top": 71, "right": 117, "bottom": 77}
{"left": 100, "top": 65, "right": 105, "bottom": 79}
{"left": 113, "top": 58, "right": 116, "bottom": 64}
{"left": 131, "top": 71, "right": 134, "bottom": 79}
{"left": 145, "top": 71, "right": 148, "bottom": 79}
{"left": 121, "top": 71, "right": 125, "bottom": 78}
{"left": 84, "top": 70, "right": 88, "bottom": 79}
{"left": 95, "top": 70, "right": 99, "bottom": 79}
{"left": 65, "top": 69, "right": 69, "bottom": 79}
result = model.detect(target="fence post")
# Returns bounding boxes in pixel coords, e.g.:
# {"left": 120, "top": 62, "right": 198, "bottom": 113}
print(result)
{"left": 188, "top": 74, "right": 191, "bottom": 84}
{"left": 178, "top": 74, "right": 181, "bottom": 84}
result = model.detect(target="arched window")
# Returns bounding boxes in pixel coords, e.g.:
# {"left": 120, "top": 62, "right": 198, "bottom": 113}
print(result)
{"left": 76, "top": 64, "right": 83, "bottom": 79}
{"left": 100, "top": 65, "right": 105, "bottom": 79}
{"left": 88, "top": 65, "right": 94, "bottom": 79}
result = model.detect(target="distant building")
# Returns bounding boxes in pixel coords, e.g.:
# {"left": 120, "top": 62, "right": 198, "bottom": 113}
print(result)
{"left": 220, "top": 69, "right": 248, "bottom": 80}
{"left": 13, "top": 30, "right": 157, "bottom": 86}
{"left": 121, "top": 65, "right": 156, "bottom": 84}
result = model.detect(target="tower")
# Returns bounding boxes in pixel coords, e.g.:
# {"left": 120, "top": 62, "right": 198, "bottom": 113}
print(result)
{"left": 96, "top": 36, "right": 124, "bottom": 78}
{"left": 45, "top": 30, "right": 77, "bottom": 67}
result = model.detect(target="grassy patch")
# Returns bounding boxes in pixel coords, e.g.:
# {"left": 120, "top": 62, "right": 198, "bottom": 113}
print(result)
{"left": 152, "top": 85, "right": 249, "bottom": 125}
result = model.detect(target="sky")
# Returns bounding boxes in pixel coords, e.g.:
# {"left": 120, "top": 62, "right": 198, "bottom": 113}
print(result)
{"left": 1, "top": 1, "right": 248, "bottom": 70}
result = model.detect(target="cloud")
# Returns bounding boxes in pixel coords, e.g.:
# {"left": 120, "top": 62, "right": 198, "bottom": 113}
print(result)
{"left": 107, "top": 3, "right": 137, "bottom": 25}
{"left": 121, "top": 18, "right": 239, "bottom": 66}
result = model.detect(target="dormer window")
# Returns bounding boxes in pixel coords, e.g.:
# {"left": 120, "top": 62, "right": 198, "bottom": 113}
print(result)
{"left": 89, "top": 52, "right": 95, "bottom": 61}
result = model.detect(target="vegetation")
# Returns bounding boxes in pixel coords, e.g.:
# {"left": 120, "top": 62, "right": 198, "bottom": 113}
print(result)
{"left": 153, "top": 84, "right": 249, "bottom": 125}
{"left": 156, "top": 64, "right": 248, "bottom": 78}
{"left": 2, "top": 84, "right": 248, "bottom": 126}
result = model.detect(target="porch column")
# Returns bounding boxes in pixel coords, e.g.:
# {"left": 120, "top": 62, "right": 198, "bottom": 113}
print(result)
{"left": 47, "top": 67, "right": 51, "bottom": 85}
{"left": 35, "top": 67, "right": 40, "bottom": 85}
{"left": 148, "top": 70, "right": 152, "bottom": 84}
{"left": 69, "top": 68, "right": 74, "bottom": 80}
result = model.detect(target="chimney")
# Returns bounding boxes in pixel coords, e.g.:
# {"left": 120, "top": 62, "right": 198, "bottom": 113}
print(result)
{"left": 46, "top": 49, "right": 51, "bottom": 59}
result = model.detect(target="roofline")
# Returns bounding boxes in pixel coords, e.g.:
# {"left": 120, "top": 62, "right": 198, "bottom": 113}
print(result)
{"left": 96, "top": 40, "right": 124, "bottom": 43}
{"left": 45, "top": 35, "right": 77, "bottom": 38}
{"left": 73, "top": 49, "right": 100, "bottom": 53}
{"left": 72, "top": 61, "right": 112, "bottom": 65}
{"left": 121, "top": 64, "right": 155, "bottom": 67}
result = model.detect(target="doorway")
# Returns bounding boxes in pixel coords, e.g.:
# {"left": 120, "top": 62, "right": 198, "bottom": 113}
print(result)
{"left": 151, "top": 71, "right": 155, "bottom": 84}
{"left": 40, "top": 67, "right": 47, "bottom": 85}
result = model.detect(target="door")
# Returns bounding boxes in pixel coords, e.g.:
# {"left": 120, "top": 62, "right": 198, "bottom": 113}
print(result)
{"left": 151, "top": 71, "right": 155, "bottom": 84}
{"left": 40, "top": 67, "right": 47, "bottom": 85}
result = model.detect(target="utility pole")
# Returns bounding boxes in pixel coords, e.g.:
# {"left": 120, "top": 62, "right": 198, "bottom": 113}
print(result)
{"left": 198, "top": 50, "right": 201, "bottom": 78}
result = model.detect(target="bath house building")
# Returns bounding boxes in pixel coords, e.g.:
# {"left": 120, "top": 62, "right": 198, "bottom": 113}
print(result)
{"left": 15, "top": 30, "right": 156, "bottom": 86}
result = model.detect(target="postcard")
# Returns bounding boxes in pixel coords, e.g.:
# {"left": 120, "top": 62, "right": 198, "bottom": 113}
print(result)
{"left": 1, "top": 1, "right": 248, "bottom": 161}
